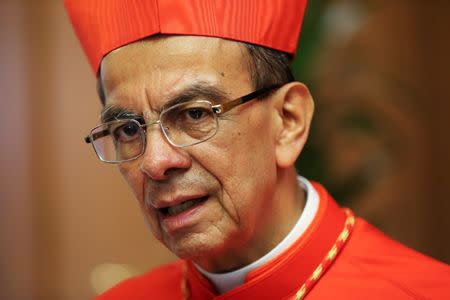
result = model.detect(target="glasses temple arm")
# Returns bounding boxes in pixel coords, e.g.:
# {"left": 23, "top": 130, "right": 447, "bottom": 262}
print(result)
{"left": 84, "top": 129, "right": 110, "bottom": 144}
{"left": 212, "top": 84, "right": 282, "bottom": 114}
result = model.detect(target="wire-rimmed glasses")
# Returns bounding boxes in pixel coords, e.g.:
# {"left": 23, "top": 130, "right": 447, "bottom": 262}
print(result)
{"left": 85, "top": 84, "right": 281, "bottom": 163}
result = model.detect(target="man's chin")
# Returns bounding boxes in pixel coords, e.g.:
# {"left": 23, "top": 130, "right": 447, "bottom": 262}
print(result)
{"left": 162, "top": 233, "right": 224, "bottom": 262}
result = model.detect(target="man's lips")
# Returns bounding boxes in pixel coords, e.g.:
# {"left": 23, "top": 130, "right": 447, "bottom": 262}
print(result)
{"left": 152, "top": 193, "right": 209, "bottom": 216}
{"left": 154, "top": 195, "right": 210, "bottom": 233}
{"left": 159, "top": 195, "right": 208, "bottom": 216}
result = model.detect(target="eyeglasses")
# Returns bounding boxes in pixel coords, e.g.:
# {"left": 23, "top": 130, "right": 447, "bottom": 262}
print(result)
{"left": 85, "top": 84, "right": 281, "bottom": 163}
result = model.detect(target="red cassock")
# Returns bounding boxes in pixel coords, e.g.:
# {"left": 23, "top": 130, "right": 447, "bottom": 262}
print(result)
{"left": 96, "top": 183, "right": 450, "bottom": 300}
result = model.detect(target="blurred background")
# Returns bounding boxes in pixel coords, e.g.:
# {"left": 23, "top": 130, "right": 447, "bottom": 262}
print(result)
{"left": 1, "top": 0, "right": 449, "bottom": 299}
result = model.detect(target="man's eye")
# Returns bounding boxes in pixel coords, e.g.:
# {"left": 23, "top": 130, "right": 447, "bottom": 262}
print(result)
{"left": 113, "top": 121, "right": 141, "bottom": 142}
{"left": 162, "top": 102, "right": 214, "bottom": 132}
{"left": 186, "top": 108, "right": 206, "bottom": 120}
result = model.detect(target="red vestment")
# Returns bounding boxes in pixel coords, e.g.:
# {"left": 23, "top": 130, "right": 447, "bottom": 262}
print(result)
{"left": 96, "top": 183, "right": 450, "bottom": 300}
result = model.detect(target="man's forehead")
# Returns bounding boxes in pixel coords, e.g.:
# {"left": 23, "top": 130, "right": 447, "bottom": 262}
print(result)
{"left": 100, "top": 35, "right": 250, "bottom": 93}
{"left": 99, "top": 36, "right": 252, "bottom": 113}
{"left": 102, "top": 35, "right": 248, "bottom": 71}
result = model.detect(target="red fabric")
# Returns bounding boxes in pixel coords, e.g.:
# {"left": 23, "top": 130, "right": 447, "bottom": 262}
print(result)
{"left": 95, "top": 183, "right": 450, "bottom": 299}
{"left": 64, "top": 0, "right": 308, "bottom": 74}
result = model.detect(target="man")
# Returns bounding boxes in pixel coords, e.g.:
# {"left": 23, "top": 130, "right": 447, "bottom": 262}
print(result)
{"left": 65, "top": 0, "right": 449, "bottom": 299}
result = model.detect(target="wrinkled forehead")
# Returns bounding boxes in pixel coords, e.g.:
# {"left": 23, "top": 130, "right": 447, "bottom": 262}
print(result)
{"left": 98, "top": 35, "right": 253, "bottom": 111}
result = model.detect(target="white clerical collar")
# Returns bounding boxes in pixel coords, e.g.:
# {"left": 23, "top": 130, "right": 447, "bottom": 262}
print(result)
{"left": 195, "top": 176, "right": 319, "bottom": 294}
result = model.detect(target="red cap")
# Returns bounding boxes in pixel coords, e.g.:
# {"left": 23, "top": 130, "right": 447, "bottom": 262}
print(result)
{"left": 65, "top": 0, "right": 308, "bottom": 74}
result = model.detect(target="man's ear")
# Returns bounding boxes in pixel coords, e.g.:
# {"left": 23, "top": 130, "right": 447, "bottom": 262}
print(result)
{"left": 274, "top": 82, "right": 314, "bottom": 168}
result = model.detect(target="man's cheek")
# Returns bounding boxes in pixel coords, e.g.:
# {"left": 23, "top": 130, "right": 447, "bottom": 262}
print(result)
{"left": 120, "top": 168, "right": 145, "bottom": 200}
{"left": 145, "top": 211, "right": 163, "bottom": 241}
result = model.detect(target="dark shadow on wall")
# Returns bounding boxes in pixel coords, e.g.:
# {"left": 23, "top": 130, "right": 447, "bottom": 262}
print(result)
{"left": 294, "top": 0, "right": 450, "bottom": 263}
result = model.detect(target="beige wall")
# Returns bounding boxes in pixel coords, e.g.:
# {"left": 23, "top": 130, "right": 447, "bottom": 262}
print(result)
{"left": 1, "top": 1, "right": 175, "bottom": 299}
{"left": 1, "top": 1, "right": 33, "bottom": 299}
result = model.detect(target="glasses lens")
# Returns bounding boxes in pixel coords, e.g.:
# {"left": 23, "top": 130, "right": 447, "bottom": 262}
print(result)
{"left": 90, "top": 119, "right": 144, "bottom": 162}
{"left": 160, "top": 100, "right": 218, "bottom": 147}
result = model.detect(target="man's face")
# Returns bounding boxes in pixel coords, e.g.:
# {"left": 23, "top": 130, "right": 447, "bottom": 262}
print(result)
{"left": 100, "top": 36, "right": 281, "bottom": 270}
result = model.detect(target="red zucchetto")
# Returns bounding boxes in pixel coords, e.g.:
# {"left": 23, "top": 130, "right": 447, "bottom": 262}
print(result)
{"left": 64, "top": 0, "right": 308, "bottom": 74}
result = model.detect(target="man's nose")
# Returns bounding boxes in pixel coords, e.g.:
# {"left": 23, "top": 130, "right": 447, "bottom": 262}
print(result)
{"left": 139, "top": 127, "right": 191, "bottom": 181}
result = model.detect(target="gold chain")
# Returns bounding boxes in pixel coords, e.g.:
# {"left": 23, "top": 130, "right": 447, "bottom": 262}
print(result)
{"left": 294, "top": 209, "right": 355, "bottom": 300}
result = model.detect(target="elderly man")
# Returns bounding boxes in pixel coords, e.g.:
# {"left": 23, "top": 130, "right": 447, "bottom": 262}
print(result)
{"left": 65, "top": 0, "right": 449, "bottom": 299}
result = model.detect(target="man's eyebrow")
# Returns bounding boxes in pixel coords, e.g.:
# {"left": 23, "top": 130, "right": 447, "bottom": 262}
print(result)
{"left": 100, "top": 83, "right": 229, "bottom": 121}
{"left": 100, "top": 105, "right": 142, "bottom": 123}
{"left": 159, "top": 83, "right": 229, "bottom": 112}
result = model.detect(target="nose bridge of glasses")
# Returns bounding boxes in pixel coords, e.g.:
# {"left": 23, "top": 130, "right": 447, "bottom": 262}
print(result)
{"left": 144, "top": 119, "right": 173, "bottom": 134}
{"left": 141, "top": 119, "right": 174, "bottom": 146}
{"left": 141, "top": 119, "right": 161, "bottom": 129}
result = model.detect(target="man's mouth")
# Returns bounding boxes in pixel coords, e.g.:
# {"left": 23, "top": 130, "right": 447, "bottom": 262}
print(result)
{"left": 159, "top": 196, "right": 209, "bottom": 216}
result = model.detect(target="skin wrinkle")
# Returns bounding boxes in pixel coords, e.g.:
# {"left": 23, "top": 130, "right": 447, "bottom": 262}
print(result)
{"left": 191, "top": 207, "right": 245, "bottom": 270}
{"left": 99, "top": 35, "right": 310, "bottom": 272}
